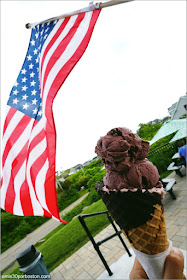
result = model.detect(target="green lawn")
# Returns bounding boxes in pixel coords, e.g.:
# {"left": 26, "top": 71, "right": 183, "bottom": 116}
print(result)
{"left": 7, "top": 199, "right": 111, "bottom": 276}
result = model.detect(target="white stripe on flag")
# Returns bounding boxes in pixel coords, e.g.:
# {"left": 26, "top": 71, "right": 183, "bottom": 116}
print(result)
{"left": 13, "top": 160, "right": 26, "bottom": 215}
{"left": 35, "top": 158, "right": 50, "bottom": 212}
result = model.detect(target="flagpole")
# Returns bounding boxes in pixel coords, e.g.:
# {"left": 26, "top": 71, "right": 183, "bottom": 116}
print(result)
{"left": 25, "top": 0, "right": 134, "bottom": 29}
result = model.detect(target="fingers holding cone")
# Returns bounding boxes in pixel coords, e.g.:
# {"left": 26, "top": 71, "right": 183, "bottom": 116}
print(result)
{"left": 164, "top": 249, "right": 186, "bottom": 279}
{"left": 129, "top": 249, "right": 186, "bottom": 279}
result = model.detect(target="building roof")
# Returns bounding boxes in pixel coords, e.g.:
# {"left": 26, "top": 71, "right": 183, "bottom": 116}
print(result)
{"left": 168, "top": 95, "right": 187, "bottom": 120}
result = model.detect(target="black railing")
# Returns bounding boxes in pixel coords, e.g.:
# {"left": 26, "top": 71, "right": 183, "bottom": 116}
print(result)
{"left": 147, "top": 141, "right": 179, "bottom": 174}
{"left": 78, "top": 211, "right": 132, "bottom": 276}
{"left": 148, "top": 141, "right": 178, "bottom": 157}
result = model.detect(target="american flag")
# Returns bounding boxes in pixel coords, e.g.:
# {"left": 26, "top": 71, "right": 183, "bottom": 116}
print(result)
{"left": 1, "top": 9, "right": 101, "bottom": 222}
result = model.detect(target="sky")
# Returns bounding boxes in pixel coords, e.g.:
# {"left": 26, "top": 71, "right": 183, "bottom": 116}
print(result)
{"left": 1, "top": 1, "right": 186, "bottom": 172}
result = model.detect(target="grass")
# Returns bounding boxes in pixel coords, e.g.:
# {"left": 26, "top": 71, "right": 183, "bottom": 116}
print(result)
{"left": 6, "top": 199, "right": 110, "bottom": 276}
{"left": 160, "top": 170, "right": 172, "bottom": 179}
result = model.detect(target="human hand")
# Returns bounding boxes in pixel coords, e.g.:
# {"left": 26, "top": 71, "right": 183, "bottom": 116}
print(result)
{"left": 129, "top": 249, "right": 186, "bottom": 279}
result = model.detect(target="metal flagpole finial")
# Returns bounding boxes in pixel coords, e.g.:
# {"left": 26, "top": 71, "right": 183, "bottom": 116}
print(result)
{"left": 25, "top": 23, "right": 31, "bottom": 29}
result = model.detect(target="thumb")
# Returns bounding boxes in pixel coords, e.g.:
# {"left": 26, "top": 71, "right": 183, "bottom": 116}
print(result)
{"left": 164, "top": 249, "right": 186, "bottom": 279}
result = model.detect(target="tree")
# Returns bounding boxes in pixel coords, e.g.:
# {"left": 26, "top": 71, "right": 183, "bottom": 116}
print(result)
{"left": 137, "top": 122, "right": 162, "bottom": 141}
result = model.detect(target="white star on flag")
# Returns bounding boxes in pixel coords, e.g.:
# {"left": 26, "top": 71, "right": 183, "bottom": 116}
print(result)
{"left": 22, "top": 103, "right": 29, "bottom": 110}
{"left": 13, "top": 98, "right": 19, "bottom": 104}
{"left": 21, "top": 69, "right": 27, "bottom": 74}
{"left": 22, "top": 85, "right": 28, "bottom": 91}
{"left": 32, "top": 98, "right": 38, "bottom": 105}
{"left": 30, "top": 80, "right": 36, "bottom": 86}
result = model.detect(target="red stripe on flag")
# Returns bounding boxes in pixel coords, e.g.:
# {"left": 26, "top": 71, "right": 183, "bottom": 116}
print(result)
{"left": 3, "top": 107, "right": 17, "bottom": 136}
{"left": 43, "top": 209, "right": 52, "bottom": 219}
{"left": 2, "top": 114, "right": 31, "bottom": 168}
{"left": 20, "top": 181, "right": 34, "bottom": 216}
{"left": 44, "top": 168, "right": 60, "bottom": 219}
{"left": 4, "top": 170, "right": 15, "bottom": 213}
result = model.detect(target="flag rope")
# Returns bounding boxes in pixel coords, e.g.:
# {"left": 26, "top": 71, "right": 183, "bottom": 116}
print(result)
{"left": 25, "top": 0, "right": 134, "bottom": 29}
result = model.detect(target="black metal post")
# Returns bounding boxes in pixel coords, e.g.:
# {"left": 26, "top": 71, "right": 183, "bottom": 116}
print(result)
{"left": 175, "top": 169, "right": 183, "bottom": 177}
{"left": 78, "top": 210, "right": 132, "bottom": 276}
{"left": 78, "top": 215, "right": 113, "bottom": 276}
{"left": 168, "top": 189, "right": 176, "bottom": 200}
{"left": 106, "top": 213, "right": 132, "bottom": 257}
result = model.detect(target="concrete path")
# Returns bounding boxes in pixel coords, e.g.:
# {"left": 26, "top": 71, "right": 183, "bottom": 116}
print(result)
{"left": 50, "top": 167, "right": 187, "bottom": 279}
{"left": 0, "top": 193, "right": 88, "bottom": 272}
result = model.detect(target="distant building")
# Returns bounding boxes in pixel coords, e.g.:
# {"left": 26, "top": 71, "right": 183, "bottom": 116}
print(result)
{"left": 147, "top": 119, "right": 163, "bottom": 125}
{"left": 83, "top": 156, "right": 99, "bottom": 167}
{"left": 69, "top": 164, "right": 83, "bottom": 175}
{"left": 83, "top": 160, "right": 92, "bottom": 167}
{"left": 147, "top": 117, "right": 171, "bottom": 125}
{"left": 162, "top": 116, "right": 171, "bottom": 122}
{"left": 168, "top": 95, "right": 187, "bottom": 120}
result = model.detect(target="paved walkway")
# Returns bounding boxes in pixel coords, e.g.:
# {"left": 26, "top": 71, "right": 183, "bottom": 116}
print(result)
{"left": 0, "top": 193, "right": 88, "bottom": 272}
{"left": 51, "top": 167, "right": 187, "bottom": 279}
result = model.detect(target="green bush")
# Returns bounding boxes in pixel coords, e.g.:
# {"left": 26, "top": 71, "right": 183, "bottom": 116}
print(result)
{"left": 57, "top": 188, "right": 79, "bottom": 212}
{"left": 62, "top": 188, "right": 100, "bottom": 223}
{"left": 77, "top": 175, "right": 90, "bottom": 189}
{"left": 85, "top": 166, "right": 101, "bottom": 176}
{"left": 87, "top": 169, "right": 106, "bottom": 188}
{"left": 60, "top": 177, "right": 73, "bottom": 190}
{"left": 85, "top": 188, "right": 100, "bottom": 205}
{"left": 1, "top": 213, "right": 47, "bottom": 253}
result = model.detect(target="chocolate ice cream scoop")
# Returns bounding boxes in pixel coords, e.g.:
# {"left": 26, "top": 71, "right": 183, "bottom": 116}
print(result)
{"left": 95, "top": 127, "right": 161, "bottom": 191}
{"left": 95, "top": 127, "right": 150, "bottom": 173}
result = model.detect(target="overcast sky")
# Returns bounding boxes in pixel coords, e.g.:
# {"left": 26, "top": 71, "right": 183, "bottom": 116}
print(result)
{"left": 1, "top": 1, "right": 186, "bottom": 171}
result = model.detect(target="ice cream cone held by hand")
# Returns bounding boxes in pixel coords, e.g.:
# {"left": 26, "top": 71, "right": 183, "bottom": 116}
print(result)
{"left": 95, "top": 127, "right": 172, "bottom": 279}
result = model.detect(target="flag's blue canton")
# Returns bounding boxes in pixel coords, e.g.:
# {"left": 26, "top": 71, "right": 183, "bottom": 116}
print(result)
{"left": 8, "top": 20, "right": 58, "bottom": 121}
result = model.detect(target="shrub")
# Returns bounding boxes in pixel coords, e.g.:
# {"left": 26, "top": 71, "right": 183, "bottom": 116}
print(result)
{"left": 57, "top": 188, "right": 79, "bottom": 212}
{"left": 1, "top": 213, "right": 47, "bottom": 252}
{"left": 87, "top": 169, "right": 106, "bottom": 188}
{"left": 77, "top": 175, "right": 90, "bottom": 189}
{"left": 86, "top": 188, "right": 100, "bottom": 205}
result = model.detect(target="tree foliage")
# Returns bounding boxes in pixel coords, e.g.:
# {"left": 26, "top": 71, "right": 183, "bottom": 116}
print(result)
{"left": 136, "top": 121, "right": 177, "bottom": 151}
{"left": 137, "top": 122, "right": 163, "bottom": 141}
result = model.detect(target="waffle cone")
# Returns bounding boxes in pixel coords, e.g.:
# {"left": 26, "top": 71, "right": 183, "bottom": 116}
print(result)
{"left": 122, "top": 204, "right": 169, "bottom": 255}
